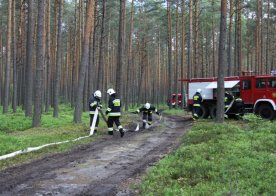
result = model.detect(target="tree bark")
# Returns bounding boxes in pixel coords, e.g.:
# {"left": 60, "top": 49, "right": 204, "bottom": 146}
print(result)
{"left": 33, "top": 0, "right": 45, "bottom": 127}
{"left": 53, "top": 0, "right": 64, "bottom": 118}
{"left": 45, "top": 0, "right": 51, "bottom": 112}
{"left": 188, "top": 0, "right": 193, "bottom": 79}
{"left": 3, "top": 0, "right": 12, "bottom": 113}
{"left": 125, "top": 0, "right": 134, "bottom": 111}
{"left": 97, "top": 0, "right": 106, "bottom": 91}
{"left": 180, "top": 0, "right": 186, "bottom": 108}
{"left": 227, "top": 0, "right": 233, "bottom": 76}
{"left": 24, "top": 0, "right": 34, "bottom": 116}
{"left": 256, "top": 0, "right": 261, "bottom": 74}
{"left": 237, "top": 0, "right": 242, "bottom": 75}
{"left": 216, "top": 0, "right": 227, "bottom": 123}
{"left": 12, "top": 0, "right": 17, "bottom": 112}
{"left": 266, "top": 0, "right": 270, "bottom": 73}
{"left": 0, "top": 30, "right": 2, "bottom": 105}
{"left": 174, "top": 0, "right": 179, "bottom": 103}
{"left": 167, "top": 0, "right": 172, "bottom": 109}
{"left": 116, "top": 0, "right": 126, "bottom": 96}
{"left": 194, "top": 0, "right": 199, "bottom": 77}
{"left": 74, "top": 0, "right": 95, "bottom": 123}
{"left": 211, "top": 0, "right": 216, "bottom": 77}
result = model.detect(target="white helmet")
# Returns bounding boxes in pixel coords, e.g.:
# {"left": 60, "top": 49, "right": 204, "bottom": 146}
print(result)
{"left": 196, "top": 89, "right": 202, "bottom": 93}
{"left": 107, "top": 88, "right": 116, "bottom": 95}
{"left": 94, "top": 90, "right": 102, "bottom": 98}
{"left": 145, "top": 103, "right": 150, "bottom": 109}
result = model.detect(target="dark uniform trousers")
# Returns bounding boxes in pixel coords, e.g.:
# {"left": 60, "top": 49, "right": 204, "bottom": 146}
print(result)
{"left": 192, "top": 92, "right": 202, "bottom": 118}
{"left": 107, "top": 116, "right": 122, "bottom": 129}
{"left": 143, "top": 112, "right": 153, "bottom": 126}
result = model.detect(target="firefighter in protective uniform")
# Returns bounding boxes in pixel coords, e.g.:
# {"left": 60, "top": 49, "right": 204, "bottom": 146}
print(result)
{"left": 224, "top": 91, "right": 234, "bottom": 110}
{"left": 224, "top": 91, "right": 234, "bottom": 118}
{"left": 135, "top": 103, "right": 160, "bottom": 129}
{"left": 106, "top": 88, "right": 124, "bottom": 137}
{"left": 192, "top": 89, "right": 203, "bottom": 119}
{"left": 88, "top": 90, "right": 102, "bottom": 133}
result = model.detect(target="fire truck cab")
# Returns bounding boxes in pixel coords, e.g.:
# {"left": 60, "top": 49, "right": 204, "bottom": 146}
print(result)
{"left": 183, "top": 74, "right": 276, "bottom": 120}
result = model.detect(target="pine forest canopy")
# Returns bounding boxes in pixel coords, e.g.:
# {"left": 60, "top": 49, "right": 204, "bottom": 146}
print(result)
{"left": 0, "top": 0, "right": 276, "bottom": 125}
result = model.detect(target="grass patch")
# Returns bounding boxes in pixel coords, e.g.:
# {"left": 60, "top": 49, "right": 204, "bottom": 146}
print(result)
{"left": 0, "top": 105, "right": 137, "bottom": 170}
{"left": 140, "top": 114, "right": 276, "bottom": 195}
{"left": 162, "top": 108, "right": 188, "bottom": 116}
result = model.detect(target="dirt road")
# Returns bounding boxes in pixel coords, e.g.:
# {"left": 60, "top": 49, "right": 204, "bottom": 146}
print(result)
{"left": 0, "top": 115, "right": 192, "bottom": 196}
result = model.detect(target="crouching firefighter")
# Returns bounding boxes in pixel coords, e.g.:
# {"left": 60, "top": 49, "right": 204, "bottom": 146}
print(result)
{"left": 192, "top": 89, "right": 203, "bottom": 119}
{"left": 106, "top": 88, "right": 124, "bottom": 137}
{"left": 89, "top": 90, "right": 102, "bottom": 134}
{"left": 224, "top": 91, "right": 234, "bottom": 118}
{"left": 135, "top": 103, "right": 160, "bottom": 129}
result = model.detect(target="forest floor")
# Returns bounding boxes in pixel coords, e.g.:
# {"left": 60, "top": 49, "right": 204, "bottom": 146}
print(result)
{"left": 0, "top": 114, "right": 192, "bottom": 196}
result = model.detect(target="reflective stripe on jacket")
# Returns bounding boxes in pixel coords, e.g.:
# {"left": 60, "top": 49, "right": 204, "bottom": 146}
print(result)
{"left": 193, "top": 92, "right": 202, "bottom": 107}
{"left": 89, "top": 96, "right": 101, "bottom": 113}
{"left": 107, "top": 95, "right": 121, "bottom": 116}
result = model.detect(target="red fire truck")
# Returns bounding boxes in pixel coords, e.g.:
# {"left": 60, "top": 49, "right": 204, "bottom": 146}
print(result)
{"left": 181, "top": 74, "right": 276, "bottom": 119}
{"left": 167, "top": 93, "right": 182, "bottom": 108}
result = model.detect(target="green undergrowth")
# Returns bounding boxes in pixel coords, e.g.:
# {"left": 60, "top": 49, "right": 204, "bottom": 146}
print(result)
{"left": 162, "top": 108, "right": 188, "bottom": 116}
{"left": 0, "top": 105, "right": 137, "bottom": 170}
{"left": 140, "top": 114, "right": 276, "bottom": 195}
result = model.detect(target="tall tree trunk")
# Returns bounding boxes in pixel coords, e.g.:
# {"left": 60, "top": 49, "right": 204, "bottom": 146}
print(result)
{"left": 3, "top": 0, "right": 12, "bottom": 113}
{"left": 260, "top": 0, "right": 264, "bottom": 74}
{"left": 227, "top": 0, "right": 233, "bottom": 76}
{"left": 180, "top": 0, "right": 186, "bottom": 108}
{"left": 25, "top": 0, "right": 34, "bottom": 116}
{"left": 53, "top": 0, "right": 64, "bottom": 117}
{"left": 174, "top": 0, "right": 179, "bottom": 103}
{"left": 211, "top": 0, "right": 216, "bottom": 77}
{"left": 194, "top": 0, "right": 199, "bottom": 77}
{"left": 116, "top": 0, "right": 126, "bottom": 96}
{"left": 45, "top": 0, "right": 51, "bottom": 112}
{"left": 216, "top": 0, "right": 227, "bottom": 123}
{"left": 237, "top": 0, "right": 242, "bottom": 75}
{"left": 167, "top": 0, "right": 172, "bottom": 109}
{"left": 12, "top": 0, "right": 17, "bottom": 112}
{"left": 0, "top": 30, "right": 2, "bottom": 105}
{"left": 51, "top": 0, "right": 58, "bottom": 108}
{"left": 97, "top": 0, "right": 106, "bottom": 90}
{"left": 17, "top": 0, "right": 26, "bottom": 107}
{"left": 71, "top": 0, "right": 78, "bottom": 107}
{"left": 74, "top": 0, "right": 95, "bottom": 123}
{"left": 125, "top": 0, "right": 134, "bottom": 111}
{"left": 188, "top": 0, "right": 193, "bottom": 79}
{"left": 266, "top": 0, "right": 270, "bottom": 73}
{"left": 33, "top": 0, "right": 45, "bottom": 127}
{"left": 256, "top": 0, "right": 261, "bottom": 74}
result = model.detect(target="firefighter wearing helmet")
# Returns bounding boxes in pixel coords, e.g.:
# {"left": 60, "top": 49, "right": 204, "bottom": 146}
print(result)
{"left": 135, "top": 102, "right": 160, "bottom": 129}
{"left": 106, "top": 88, "right": 124, "bottom": 137}
{"left": 192, "top": 89, "right": 203, "bottom": 119}
{"left": 224, "top": 91, "right": 234, "bottom": 118}
{"left": 225, "top": 91, "right": 234, "bottom": 110}
{"left": 88, "top": 90, "right": 102, "bottom": 133}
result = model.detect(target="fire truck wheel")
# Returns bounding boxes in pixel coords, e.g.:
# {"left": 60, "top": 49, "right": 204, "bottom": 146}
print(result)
{"left": 256, "top": 104, "right": 275, "bottom": 120}
{"left": 210, "top": 105, "right": 217, "bottom": 119}
{"left": 201, "top": 105, "right": 210, "bottom": 118}
{"left": 192, "top": 105, "right": 209, "bottom": 119}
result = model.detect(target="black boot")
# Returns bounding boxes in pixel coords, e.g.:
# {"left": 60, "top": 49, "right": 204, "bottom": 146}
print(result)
{"left": 108, "top": 130, "right": 113, "bottom": 135}
{"left": 119, "top": 128, "right": 124, "bottom": 138}
{"left": 142, "top": 122, "right": 146, "bottom": 129}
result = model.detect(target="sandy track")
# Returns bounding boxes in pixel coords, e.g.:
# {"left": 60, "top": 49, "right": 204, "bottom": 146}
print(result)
{"left": 0, "top": 115, "right": 192, "bottom": 196}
